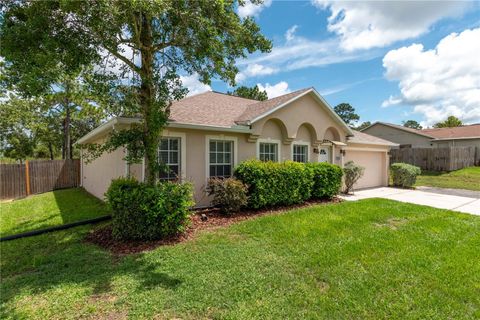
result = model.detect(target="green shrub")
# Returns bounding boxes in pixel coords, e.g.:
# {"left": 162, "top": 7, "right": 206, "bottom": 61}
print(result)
{"left": 207, "top": 177, "right": 248, "bottom": 214}
{"left": 343, "top": 161, "right": 365, "bottom": 194}
{"left": 234, "top": 160, "right": 314, "bottom": 209}
{"left": 306, "top": 162, "right": 343, "bottom": 199}
{"left": 105, "top": 178, "right": 194, "bottom": 240}
{"left": 390, "top": 162, "right": 421, "bottom": 188}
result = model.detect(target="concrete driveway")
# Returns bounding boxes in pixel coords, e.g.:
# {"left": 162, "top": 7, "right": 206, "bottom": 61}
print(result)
{"left": 340, "top": 187, "right": 480, "bottom": 216}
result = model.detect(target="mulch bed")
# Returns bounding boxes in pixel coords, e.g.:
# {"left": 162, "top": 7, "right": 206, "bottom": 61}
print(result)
{"left": 85, "top": 197, "right": 342, "bottom": 255}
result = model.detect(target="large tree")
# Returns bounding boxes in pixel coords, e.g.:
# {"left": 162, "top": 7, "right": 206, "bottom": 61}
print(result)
{"left": 402, "top": 120, "right": 422, "bottom": 130}
{"left": 434, "top": 116, "right": 463, "bottom": 128}
{"left": 1, "top": 0, "right": 271, "bottom": 184}
{"left": 227, "top": 85, "right": 268, "bottom": 101}
{"left": 355, "top": 121, "right": 371, "bottom": 131}
{"left": 334, "top": 103, "right": 360, "bottom": 127}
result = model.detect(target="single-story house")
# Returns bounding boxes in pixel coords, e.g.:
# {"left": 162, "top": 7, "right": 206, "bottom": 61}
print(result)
{"left": 361, "top": 122, "right": 480, "bottom": 149}
{"left": 77, "top": 88, "right": 397, "bottom": 206}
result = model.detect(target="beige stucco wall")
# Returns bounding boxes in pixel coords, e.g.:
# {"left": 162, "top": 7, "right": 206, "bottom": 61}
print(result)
{"left": 81, "top": 136, "right": 127, "bottom": 200}
{"left": 344, "top": 144, "right": 390, "bottom": 189}
{"left": 363, "top": 124, "right": 432, "bottom": 148}
{"left": 81, "top": 93, "right": 392, "bottom": 206}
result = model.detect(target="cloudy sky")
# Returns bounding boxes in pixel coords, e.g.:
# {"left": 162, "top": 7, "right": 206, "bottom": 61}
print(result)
{"left": 184, "top": 0, "right": 480, "bottom": 127}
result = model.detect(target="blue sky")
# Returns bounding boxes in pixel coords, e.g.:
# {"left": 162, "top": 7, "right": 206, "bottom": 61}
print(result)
{"left": 184, "top": 1, "right": 480, "bottom": 127}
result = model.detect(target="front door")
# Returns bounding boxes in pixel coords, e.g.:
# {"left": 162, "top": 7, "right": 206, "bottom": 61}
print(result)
{"left": 319, "top": 146, "right": 331, "bottom": 163}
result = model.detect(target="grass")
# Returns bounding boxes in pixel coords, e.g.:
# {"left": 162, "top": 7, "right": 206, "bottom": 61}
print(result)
{"left": 0, "top": 188, "right": 111, "bottom": 237}
{"left": 1, "top": 199, "right": 479, "bottom": 319}
{"left": 415, "top": 166, "right": 480, "bottom": 191}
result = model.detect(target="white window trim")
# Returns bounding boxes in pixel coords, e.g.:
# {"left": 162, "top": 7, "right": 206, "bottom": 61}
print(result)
{"left": 205, "top": 134, "right": 238, "bottom": 181}
{"left": 256, "top": 138, "right": 281, "bottom": 162}
{"left": 161, "top": 131, "right": 187, "bottom": 180}
{"left": 291, "top": 141, "right": 310, "bottom": 163}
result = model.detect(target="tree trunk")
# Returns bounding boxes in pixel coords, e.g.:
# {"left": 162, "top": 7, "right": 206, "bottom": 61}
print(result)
{"left": 48, "top": 142, "right": 54, "bottom": 160}
{"left": 138, "top": 12, "right": 159, "bottom": 185}
{"left": 63, "top": 102, "right": 71, "bottom": 160}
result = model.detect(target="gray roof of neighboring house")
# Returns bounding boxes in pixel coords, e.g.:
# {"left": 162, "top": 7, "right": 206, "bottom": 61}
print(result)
{"left": 348, "top": 130, "right": 398, "bottom": 146}
{"left": 362, "top": 121, "right": 480, "bottom": 140}
{"left": 361, "top": 122, "right": 435, "bottom": 138}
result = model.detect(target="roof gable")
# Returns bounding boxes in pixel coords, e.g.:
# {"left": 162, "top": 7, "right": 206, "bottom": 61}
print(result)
{"left": 362, "top": 122, "right": 435, "bottom": 138}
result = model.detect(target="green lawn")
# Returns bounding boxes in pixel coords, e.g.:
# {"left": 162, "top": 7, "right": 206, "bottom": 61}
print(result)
{"left": 1, "top": 199, "right": 479, "bottom": 319}
{"left": 0, "top": 188, "right": 111, "bottom": 237}
{"left": 415, "top": 166, "right": 480, "bottom": 191}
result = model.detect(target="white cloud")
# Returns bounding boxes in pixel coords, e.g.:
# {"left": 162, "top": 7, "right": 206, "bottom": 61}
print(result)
{"left": 257, "top": 81, "right": 290, "bottom": 98}
{"left": 180, "top": 74, "right": 211, "bottom": 96}
{"left": 382, "top": 28, "right": 480, "bottom": 125}
{"left": 381, "top": 95, "right": 402, "bottom": 108}
{"left": 285, "top": 25, "right": 298, "bottom": 42}
{"left": 235, "top": 63, "right": 277, "bottom": 82}
{"left": 237, "top": 36, "right": 377, "bottom": 77}
{"left": 312, "top": 0, "right": 468, "bottom": 51}
{"left": 238, "top": 0, "right": 272, "bottom": 19}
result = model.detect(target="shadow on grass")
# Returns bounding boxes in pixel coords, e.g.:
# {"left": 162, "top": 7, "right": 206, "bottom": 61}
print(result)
{"left": 0, "top": 225, "right": 182, "bottom": 318}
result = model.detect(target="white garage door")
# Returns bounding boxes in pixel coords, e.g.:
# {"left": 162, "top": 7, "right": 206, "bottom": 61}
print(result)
{"left": 345, "top": 150, "right": 386, "bottom": 189}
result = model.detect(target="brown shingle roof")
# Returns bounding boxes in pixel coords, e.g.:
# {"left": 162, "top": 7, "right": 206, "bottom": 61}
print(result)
{"left": 348, "top": 130, "right": 398, "bottom": 146}
{"left": 235, "top": 88, "right": 312, "bottom": 123}
{"left": 421, "top": 124, "right": 480, "bottom": 139}
{"left": 169, "top": 91, "right": 256, "bottom": 127}
{"left": 168, "top": 88, "right": 313, "bottom": 127}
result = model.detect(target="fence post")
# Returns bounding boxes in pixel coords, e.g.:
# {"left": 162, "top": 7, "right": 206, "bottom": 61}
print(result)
{"left": 25, "top": 160, "right": 31, "bottom": 196}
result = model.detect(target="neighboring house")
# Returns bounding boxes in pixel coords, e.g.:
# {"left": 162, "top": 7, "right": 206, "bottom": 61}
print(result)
{"left": 77, "top": 88, "right": 396, "bottom": 206}
{"left": 361, "top": 122, "right": 480, "bottom": 149}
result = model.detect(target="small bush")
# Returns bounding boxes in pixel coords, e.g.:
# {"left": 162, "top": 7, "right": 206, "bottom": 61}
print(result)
{"left": 105, "top": 178, "right": 194, "bottom": 240}
{"left": 306, "top": 162, "right": 343, "bottom": 199}
{"left": 234, "top": 160, "right": 313, "bottom": 209}
{"left": 343, "top": 161, "right": 365, "bottom": 194}
{"left": 391, "top": 162, "right": 421, "bottom": 188}
{"left": 207, "top": 177, "right": 248, "bottom": 214}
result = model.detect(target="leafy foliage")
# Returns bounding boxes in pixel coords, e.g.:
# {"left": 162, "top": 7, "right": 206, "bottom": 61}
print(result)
{"left": 207, "top": 178, "right": 248, "bottom": 214}
{"left": 234, "top": 160, "right": 314, "bottom": 209}
{"left": 227, "top": 85, "right": 268, "bottom": 101}
{"left": 434, "top": 116, "right": 463, "bottom": 128}
{"left": 105, "top": 178, "right": 194, "bottom": 240}
{"left": 343, "top": 161, "right": 365, "bottom": 194}
{"left": 355, "top": 121, "right": 371, "bottom": 131}
{"left": 390, "top": 163, "right": 421, "bottom": 188}
{"left": 306, "top": 162, "right": 343, "bottom": 199}
{"left": 334, "top": 103, "right": 360, "bottom": 127}
{"left": 1, "top": 0, "right": 272, "bottom": 184}
{"left": 402, "top": 120, "right": 422, "bottom": 129}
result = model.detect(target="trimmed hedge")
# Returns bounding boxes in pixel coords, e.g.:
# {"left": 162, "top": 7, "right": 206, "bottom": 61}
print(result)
{"left": 391, "top": 162, "right": 421, "bottom": 188}
{"left": 235, "top": 160, "right": 314, "bottom": 209}
{"left": 234, "top": 160, "right": 343, "bottom": 209}
{"left": 307, "top": 162, "right": 343, "bottom": 199}
{"left": 105, "top": 178, "right": 194, "bottom": 240}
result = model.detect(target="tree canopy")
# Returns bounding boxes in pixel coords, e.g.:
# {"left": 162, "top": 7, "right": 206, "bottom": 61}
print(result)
{"left": 402, "top": 120, "right": 422, "bottom": 130}
{"left": 227, "top": 85, "right": 268, "bottom": 101}
{"left": 1, "top": 0, "right": 272, "bottom": 183}
{"left": 355, "top": 121, "right": 371, "bottom": 131}
{"left": 434, "top": 116, "right": 463, "bottom": 128}
{"left": 334, "top": 103, "right": 360, "bottom": 127}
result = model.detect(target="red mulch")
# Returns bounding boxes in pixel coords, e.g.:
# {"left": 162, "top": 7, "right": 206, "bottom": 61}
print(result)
{"left": 84, "top": 198, "right": 342, "bottom": 255}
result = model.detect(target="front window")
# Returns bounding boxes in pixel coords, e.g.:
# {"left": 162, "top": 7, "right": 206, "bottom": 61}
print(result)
{"left": 209, "top": 140, "right": 233, "bottom": 178}
{"left": 159, "top": 137, "right": 181, "bottom": 181}
{"left": 259, "top": 142, "right": 278, "bottom": 162}
{"left": 293, "top": 144, "right": 308, "bottom": 163}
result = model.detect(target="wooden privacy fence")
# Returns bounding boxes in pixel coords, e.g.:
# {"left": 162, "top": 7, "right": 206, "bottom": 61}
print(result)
{"left": 389, "top": 146, "right": 477, "bottom": 171}
{"left": 0, "top": 159, "right": 80, "bottom": 200}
